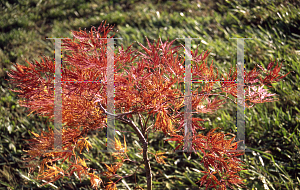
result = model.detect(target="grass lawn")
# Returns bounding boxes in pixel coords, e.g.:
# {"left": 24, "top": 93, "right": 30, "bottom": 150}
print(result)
{"left": 0, "top": 0, "right": 299, "bottom": 189}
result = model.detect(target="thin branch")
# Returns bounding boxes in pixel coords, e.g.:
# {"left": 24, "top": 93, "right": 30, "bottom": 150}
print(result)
{"left": 163, "top": 83, "right": 262, "bottom": 104}
{"left": 160, "top": 82, "right": 259, "bottom": 108}
{"left": 94, "top": 101, "right": 145, "bottom": 145}
{"left": 146, "top": 124, "right": 154, "bottom": 133}
{"left": 95, "top": 100, "right": 136, "bottom": 118}
{"left": 138, "top": 113, "right": 145, "bottom": 135}
{"left": 94, "top": 101, "right": 152, "bottom": 190}
{"left": 144, "top": 113, "right": 151, "bottom": 130}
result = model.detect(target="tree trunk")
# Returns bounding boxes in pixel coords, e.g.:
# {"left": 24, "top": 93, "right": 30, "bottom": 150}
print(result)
{"left": 116, "top": 116, "right": 152, "bottom": 190}
{"left": 143, "top": 140, "right": 152, "bottom": 190}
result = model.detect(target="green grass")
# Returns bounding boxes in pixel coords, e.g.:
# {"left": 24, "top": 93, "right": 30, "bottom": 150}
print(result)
{"left": 0, "top": 0, "right": 299, "bottom": 189}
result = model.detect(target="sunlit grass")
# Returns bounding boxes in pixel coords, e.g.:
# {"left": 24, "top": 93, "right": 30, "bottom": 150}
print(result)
{"left": 0, "top": 0, "right": 299, "bottom": 189}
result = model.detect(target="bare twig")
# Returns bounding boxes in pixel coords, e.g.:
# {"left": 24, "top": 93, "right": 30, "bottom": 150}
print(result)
{"left": 138, "top": 113, "right": 145, "bottom": 135}
{"left": 146, "top": 124, "right": 154, "bottom": 133}
{"left": 95, "top": 100, "right": 152, "bottom": 190}
{"left": 95, "top": 100, "right": 136, "bottom": 118}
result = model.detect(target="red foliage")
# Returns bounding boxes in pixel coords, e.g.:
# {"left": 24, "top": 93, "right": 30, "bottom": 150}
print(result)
{"left": 7, "top": 21, "right": 290, "bottom": 190}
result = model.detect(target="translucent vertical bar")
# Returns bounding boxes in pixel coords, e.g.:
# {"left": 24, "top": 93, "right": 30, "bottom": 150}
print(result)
{"left": 106, "top": 38, "right": 115, "bottom": 152}
{"left": 183, "top": 38, "right": 193, "bottom": 152}
{"left": 46, "top": 38, "right": 72, "bottom": 153}
{"left": 54, "top": 39, "right": 62, "bottom": 150}
{"left": 236, "top": 39, "right": 245, "bottom": 152}
{"left": 230, "top": 38, "right": 252, "bottom": 152}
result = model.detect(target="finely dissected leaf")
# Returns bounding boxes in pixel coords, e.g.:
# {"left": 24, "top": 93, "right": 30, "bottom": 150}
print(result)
{"left": 30, "top": 131, "right": 40, "bottom": 138}
{"left": 103, "top": 162, "right": 123, "bottom": 179}
{"left": 111, "top": 136, "right": 129, "bottom": 161}
{"left": 76, "top": 137, "right": 92, "bottom": 154}
{"left": 6, "top": 20, "right": 290, "bottom": 190}
{"left": 154, "top": 151, "right": 167, "bottom": 164}
{"left": 88, "top": 173, "right": 103, "bottom": 190}
{"left": 105, "top": 181, "right": 117, "bottom": 190}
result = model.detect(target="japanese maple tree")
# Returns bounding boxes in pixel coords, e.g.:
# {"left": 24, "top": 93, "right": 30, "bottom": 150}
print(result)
{"left": 7, "top": 21, "right": 290, "bottom": 190}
